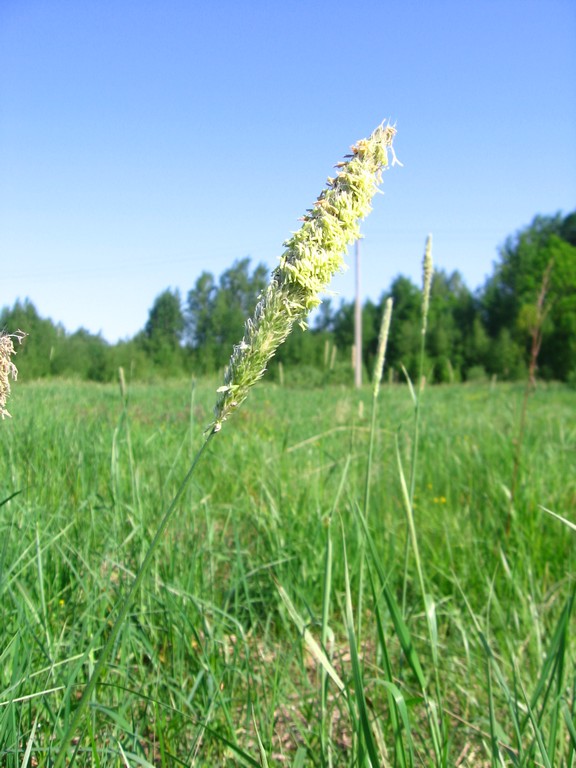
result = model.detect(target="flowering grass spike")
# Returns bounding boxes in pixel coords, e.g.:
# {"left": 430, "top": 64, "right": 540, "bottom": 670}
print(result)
{"left": 421, "top": 234, "right": 433, "bottom": 335}
{"left": 0, "top": 330, "right": 26, "bottom": 419}
{"left": 213, "top": 121, "right": 400, "bottom": 432}
{"left": 373, "top": 297, "right": 393, "bottom": 399}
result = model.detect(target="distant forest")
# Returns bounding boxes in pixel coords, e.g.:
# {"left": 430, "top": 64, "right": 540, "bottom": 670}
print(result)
{"left": 3, "top": 211, "right": 576, "bottom": 386}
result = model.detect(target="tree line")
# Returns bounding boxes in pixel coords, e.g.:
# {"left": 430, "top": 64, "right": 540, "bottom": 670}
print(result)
{"left": 2, "top": 211, "right": 575, "bottom": 386}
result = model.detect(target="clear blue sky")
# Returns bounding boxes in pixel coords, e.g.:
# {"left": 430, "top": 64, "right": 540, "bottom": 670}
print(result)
{"left": 1, "top": 0, "right": 575, "bottom": 343}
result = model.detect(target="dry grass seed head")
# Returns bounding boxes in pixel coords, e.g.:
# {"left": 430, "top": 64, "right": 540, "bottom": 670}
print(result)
{"left": 0, "top": 330, "right": 27, "bottom": 419}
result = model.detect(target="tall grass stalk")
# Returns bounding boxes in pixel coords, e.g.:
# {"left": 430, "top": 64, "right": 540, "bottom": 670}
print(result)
{"left": 408, "top": 233, "right": 433, "bottom": 504}
{"left": 399, "top": 236, "right": 432, "bottom": 611}
{"left": 395, "top": 235, "right": 447, "bottom": 759}
{"left": 357, "top": 297, "right": 393, "bottom": 642}
{"left": 51, "top": 122, "right": 399, "bottom": 763}
{"left": 320, "top": 458, "right": 351, "bottom": 768}
{"left": 395, "top": 442, "right": 445, "bottom": 762}
{"left": 401, "top": 235, "right": 433, "bottom": 613}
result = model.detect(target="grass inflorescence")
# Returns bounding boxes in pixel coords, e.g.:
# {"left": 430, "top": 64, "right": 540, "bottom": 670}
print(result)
{"left": 213, "top": 121, "right": 400, "bottom": 432}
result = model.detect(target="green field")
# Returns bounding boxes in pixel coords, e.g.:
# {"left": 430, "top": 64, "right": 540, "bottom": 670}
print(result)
{"left": 1, "top": 378, "right": 575, "bottom": 766}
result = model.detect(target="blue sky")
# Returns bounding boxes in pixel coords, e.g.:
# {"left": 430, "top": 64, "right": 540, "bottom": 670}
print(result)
{"left": 1, "top": 0, "right": 575, "bottom": 343}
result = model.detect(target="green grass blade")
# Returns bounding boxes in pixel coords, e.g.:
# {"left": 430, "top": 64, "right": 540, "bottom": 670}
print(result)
{"left": 517, "top": 677, "right": 553, "bottom": 768}
{"left": 380, "top": 680, "right": 415, "bottom": 767}
{"left": 20, "top": 712, "right": 39, "bottom": 768}
{"left": 486, "top": 658, "right": 505, "bottom": 768}
{"left": 291, "top": 746, "right": 307, "bottom": 767}
{"left": 400, "top": 364, "right": 417, "bottom": 405}
{"left": 275, "top": 579, "right": 345, "bottom": 693}
{"left": 252, "top": 708, "right": 270, "bottom": 768}
{"left": 523, "top": 586, "right": 574, "bottom": 750}
{"left": 354, "top": 503, "right": 426, "bottom": 691}
{"left": 342, "top": 534, "right": 382, "bottom": 768}
{"left": 368, "top": 566, "right": 411, "bottom": 768}
{"left": 562, "top": 699, "right": 576, "bottom": 751}
{"left": 0, "top": 490, "right": 21, "bottom": 508}
{"left": 539, "top": 505, "right": 576, "bottom": 532}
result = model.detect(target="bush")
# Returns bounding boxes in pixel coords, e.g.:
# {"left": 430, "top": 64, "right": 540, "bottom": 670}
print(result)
{"left": 466, "top": 365, "right": 488, "bottom": 383}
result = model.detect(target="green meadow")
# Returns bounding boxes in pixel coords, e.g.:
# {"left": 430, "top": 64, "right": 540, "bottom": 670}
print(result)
{"left": 1, "top": 378, "right": 575, "bottom": 766}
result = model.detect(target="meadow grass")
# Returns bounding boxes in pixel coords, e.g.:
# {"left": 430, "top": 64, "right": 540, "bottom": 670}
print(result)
{"left": 1, "top": 377, "right": 574, "bottom": 766}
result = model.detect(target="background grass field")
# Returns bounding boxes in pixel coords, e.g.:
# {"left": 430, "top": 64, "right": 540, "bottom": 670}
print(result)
{"left": 1, "top": 378, "right": 575, "bottom": 766}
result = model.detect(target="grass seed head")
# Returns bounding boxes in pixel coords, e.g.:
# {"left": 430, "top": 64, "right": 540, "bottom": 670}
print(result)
{"left": 0, "top": 330, "right": 27, "bottom": 419}
{"left": 421, "top": 234, "right": 433, "bottom": 335}
{"left": 212, "top": 121, "right": 400, "bottom": 432}
{"left": 373, "top": 297, "right": 393, "bottom": 399}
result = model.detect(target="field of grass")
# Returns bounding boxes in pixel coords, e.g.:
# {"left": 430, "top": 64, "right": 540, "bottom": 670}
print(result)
{"left": 1, "top": 377, "right": 575, "bottom": 766}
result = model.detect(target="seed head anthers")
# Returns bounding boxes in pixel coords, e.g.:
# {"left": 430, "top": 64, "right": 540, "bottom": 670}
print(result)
{"left": 212, "top": 121, "right": 400, "bottom": 432}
